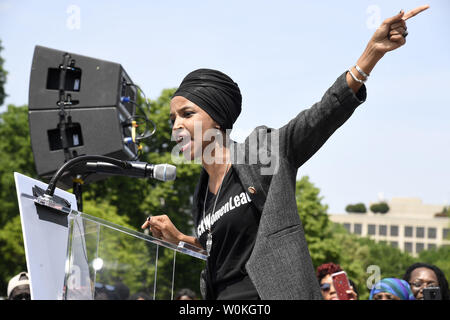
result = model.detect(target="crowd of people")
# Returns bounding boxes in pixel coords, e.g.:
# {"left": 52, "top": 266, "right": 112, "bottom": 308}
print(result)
{"left": 316, "top": 262, "right": 449, "bottom": 300}
{"left": 6, "top": 261, "right": 448, "bottom": 300}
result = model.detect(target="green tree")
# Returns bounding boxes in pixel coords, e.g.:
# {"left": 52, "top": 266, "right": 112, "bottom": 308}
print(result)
{"left": 434, "top": 206, "right": 449, "bottom": 218}
{"left": 296, "top": 176, "right": 340, "bottom": 267}
{"left": 0, "top": 105, "right": 37, "bottom": 226}
{"left": 0, "top": 39, "right": 7, "bottom": 105}
{"left": 0, "top": 214, "right": 26, "bottom": 295}
{"left": 370, "top": 202, "right": 389, "bottom": 214}
{"left": 345, "top": 203, "right": 367, "bottom": 213}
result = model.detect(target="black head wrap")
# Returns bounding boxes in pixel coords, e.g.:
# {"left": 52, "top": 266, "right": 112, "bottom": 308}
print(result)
{"left": 172, "top": 69, "right": 242, "bottom": 130}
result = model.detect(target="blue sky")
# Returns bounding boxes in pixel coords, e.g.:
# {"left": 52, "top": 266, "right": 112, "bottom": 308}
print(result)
{"left": 1, "top": 0, "right": 449, "bottom": 214}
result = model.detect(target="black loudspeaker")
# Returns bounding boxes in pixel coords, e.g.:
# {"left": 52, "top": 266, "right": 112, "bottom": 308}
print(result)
{"left": 28, "top": 45, "right": 139, "bottom": 189}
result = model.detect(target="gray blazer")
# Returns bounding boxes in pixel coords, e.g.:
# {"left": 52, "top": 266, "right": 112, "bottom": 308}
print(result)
{"left": 193, "top": 72, "right": 366, "bottom": 300}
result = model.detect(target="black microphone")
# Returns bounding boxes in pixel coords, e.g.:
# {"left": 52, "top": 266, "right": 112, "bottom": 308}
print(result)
{"left": 85, "top": 161, "right": 176, "bottom": 181}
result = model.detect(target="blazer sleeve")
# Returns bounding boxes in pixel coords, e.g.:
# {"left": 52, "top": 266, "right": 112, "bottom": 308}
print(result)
{"left": 279, "top": 71, "right": 366, "bottom": 169}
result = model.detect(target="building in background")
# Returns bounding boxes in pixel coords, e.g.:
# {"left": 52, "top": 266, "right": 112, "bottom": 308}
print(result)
{"left": 329, "top": 198, "right": 450, "bottom": 257}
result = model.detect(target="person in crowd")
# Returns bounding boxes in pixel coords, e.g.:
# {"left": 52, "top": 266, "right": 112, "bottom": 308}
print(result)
{"left": 114, "top": 281, "right": 130, "bottom": 300}
{"left": 316, "top": 262, "right": 358, "bottom": 300}
{"left": 7, "top": 272, "right": 31, "bottom": 300}
{"left": 175, "top": 288, "right": 197, "bottom": 300}
{"left": 94, "top": 282, "right": 120, "bottom": 300}
{"left": 141, "top": 6, "right": 430, "bottom": 299}
{"left": 129, "top": 292, "right": 151, "bottom": 300}
{"left": 403, "top": 262, "right": 449, "bottom": 300}
{"left": 369, "top": 278, "right": 415, "bottom": 300}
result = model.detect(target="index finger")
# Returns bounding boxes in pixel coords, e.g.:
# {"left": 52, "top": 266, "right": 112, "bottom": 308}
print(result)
{"left": 403, "top": 5, "right": 430, "bottom": 21}
{"left": 141, "top": 220, "right": 150, "bottom": 229}
{"left": 141, "top": 215, "right": 153, "bottom": 229}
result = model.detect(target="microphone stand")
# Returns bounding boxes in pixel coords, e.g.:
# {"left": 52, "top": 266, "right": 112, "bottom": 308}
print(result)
{"left": 43, "top": 155, "right": 128, "bottom": 211}
{"left": 72, "top": 175, "right": 84, "bottom": 211}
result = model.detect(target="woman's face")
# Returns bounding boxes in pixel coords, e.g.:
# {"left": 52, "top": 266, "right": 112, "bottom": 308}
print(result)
{"left": 372, "top": 292, "right": 401, "bottom": 300}
{"left": 408, "top": 267, "right": 439, "bottom": 300}
{"left": 170, "top": 96, "right": 220, "bottom": 162}
{"left": 320, "top": 274, "right": 338, "bottom": 300}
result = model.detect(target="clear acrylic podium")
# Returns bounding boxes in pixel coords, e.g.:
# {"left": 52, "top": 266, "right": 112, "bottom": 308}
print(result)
{"left": 15, "top": 172, "right": 207, "bottom": 300}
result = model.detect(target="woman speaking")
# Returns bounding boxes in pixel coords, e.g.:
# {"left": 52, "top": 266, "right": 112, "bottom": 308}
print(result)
{"left": 141, "top": 6, "right": 429, "bottom": 300}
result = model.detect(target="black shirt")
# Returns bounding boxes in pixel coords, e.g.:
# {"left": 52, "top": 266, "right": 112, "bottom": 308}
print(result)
{"left": 197, "top": 167, "right": 261, "bottom": 300}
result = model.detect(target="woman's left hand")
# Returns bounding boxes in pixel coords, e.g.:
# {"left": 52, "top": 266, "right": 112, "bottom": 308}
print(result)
{"left": 347, "top": 5, "right": 430, "bottom": 93}
{"left": 370, "top": 5, "right": 430, "bottom": 54}
{"left": 141, "top": 214, "right": 184, "bottom": 245}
